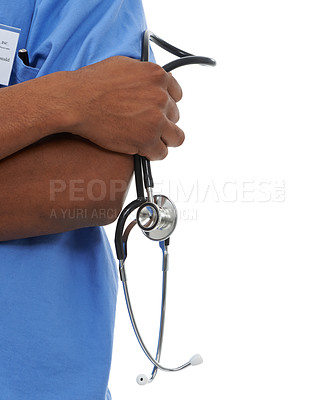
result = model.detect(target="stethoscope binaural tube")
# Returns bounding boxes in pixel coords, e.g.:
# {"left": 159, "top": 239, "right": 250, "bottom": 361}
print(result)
{"left": 114, "top": 29, "right": 215, "bottom": 385}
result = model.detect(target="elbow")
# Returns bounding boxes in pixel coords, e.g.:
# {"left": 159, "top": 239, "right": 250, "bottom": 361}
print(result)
{"left": 50, "top": 176, "right": 131, "bottom": 229}
{"left": 92, "top": 201, "right": 123, "bottom": 227}
{"left": 55, "top": 150, "right": 133, "bottom": 228}
{"left": 83, "top": 151, "right": 133, "bottom": 227}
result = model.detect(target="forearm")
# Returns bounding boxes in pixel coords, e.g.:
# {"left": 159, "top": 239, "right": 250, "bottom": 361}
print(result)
{"left": 0, "top": 133, "right": 133, "bottom": 241}
{"left": 0, "top": 71, "right": 73, "bottom": 160}
{"left": 0, "top": 56, "right": 184, "bottom": 163}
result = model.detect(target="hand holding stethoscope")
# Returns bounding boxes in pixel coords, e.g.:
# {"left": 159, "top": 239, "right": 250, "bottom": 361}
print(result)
{"left": 114, "top": 30, "right": 216, "bottom": 385}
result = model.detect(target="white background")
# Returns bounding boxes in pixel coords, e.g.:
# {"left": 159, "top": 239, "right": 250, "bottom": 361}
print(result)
{"left": 106, "top": 1, "right": 335, "bottom": 399}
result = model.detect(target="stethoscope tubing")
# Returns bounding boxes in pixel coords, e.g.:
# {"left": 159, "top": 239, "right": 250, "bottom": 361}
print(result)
{"left": 148, "top": 241, "right": 168, "bottom": 382}
{"left": 119, "top": 259, "right": 191, "bottom": 373}
{"left": 114, "top": 29, "right": 216, "bottom": 383}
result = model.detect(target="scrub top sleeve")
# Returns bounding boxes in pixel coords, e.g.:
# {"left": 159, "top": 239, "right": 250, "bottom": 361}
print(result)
{"left": 26, "top": 0, "right": 150, "bottom": 77}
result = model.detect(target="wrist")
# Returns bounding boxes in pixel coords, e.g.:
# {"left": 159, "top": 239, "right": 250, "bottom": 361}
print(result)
{"left": 0, "top": 70, "right": 81, "bottom": 161}
{"left": 34, "top": 70, "right": 80, "bottom": 136}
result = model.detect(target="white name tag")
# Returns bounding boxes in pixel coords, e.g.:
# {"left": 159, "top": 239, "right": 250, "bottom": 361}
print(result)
{"left": 0, "top": 23, "right": 21, "bottom": 86}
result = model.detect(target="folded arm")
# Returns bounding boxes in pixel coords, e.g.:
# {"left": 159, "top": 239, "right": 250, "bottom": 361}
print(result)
{"left": 0, "top": 133, "right": 133, "bottom": 241}
{"left": 0, "top": 56, "right": 184, "bottom": 241}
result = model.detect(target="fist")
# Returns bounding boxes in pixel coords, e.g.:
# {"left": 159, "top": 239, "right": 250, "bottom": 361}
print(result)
{"left": 68, "top": 56, "right": 185, "bottom": 160}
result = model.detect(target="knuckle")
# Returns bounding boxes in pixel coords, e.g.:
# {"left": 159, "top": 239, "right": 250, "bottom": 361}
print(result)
{"left": 155, "top": 89, "right": 169, "bottom": 107}
{"left": 145, "top": 140, "right": 168, "bottom": 161}
{"left": 168, "top": 73, "right": 183, "bottom": 100}
{"left": 132, "top": 141, "right": 143, "bottom": 157}
{"left": 149, "top": 64, "right": 167, "bottom": 82}
{"left": 138, "top": 140, "right": 153, "bottom": 158}
{"left": 172, "top": 103, "right": 180, "bottom": 122}
{"left": 146, "top": 61, "right": 161, "bottom": 71}
{"left": 148, "top": 108, "right": 165, "bottom": 127}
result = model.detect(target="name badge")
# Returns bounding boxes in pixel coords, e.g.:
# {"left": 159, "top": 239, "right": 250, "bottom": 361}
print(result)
{"left": 0, "top": 23, "right": 21, "bottom": 86}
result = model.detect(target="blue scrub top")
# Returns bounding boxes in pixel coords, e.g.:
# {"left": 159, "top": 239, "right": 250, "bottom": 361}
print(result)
{"left": 0, "top": 1, "right": 147, "bottom": 399}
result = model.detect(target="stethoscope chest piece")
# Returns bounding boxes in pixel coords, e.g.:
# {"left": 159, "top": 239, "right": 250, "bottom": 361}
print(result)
{"left": 137, "top": 195, "right": 178, "bottom": 242}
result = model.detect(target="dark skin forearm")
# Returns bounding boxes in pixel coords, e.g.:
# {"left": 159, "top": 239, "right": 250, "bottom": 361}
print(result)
{"left": 0, "top": 56, "right": 184, "bottom": 241}
{"left": 0, "top": 133, "right": 133, "bottom": 241}
{"left": 0, "top": 57, "right": 183, "bottom": 162}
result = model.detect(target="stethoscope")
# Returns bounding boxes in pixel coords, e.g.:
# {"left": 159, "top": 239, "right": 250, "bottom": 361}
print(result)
{"left": 114, "top": 30, "right": 216, "bottom": 385}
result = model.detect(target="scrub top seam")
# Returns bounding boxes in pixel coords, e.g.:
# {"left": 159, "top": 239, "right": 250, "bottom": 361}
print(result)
{"left": 25, "top": 0, "right": 37, "bottom": 48}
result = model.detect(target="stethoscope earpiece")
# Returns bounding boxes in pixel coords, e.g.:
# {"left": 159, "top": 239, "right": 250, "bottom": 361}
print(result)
{"left": 114, "top": 29, "right": 215, "bottom": 385}
{"left": 135, "top": 355, "right": 203, "bottom": 386}
{"left": 136, "top": 374, "right": 149, "bottom": 386}
{"left": 189, "top": 354, "right": 204, "bottom": 366}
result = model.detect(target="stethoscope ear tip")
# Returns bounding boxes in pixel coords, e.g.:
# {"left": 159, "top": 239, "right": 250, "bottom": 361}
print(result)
{"left": 136, "top": 374, "right": 149, "bottom": 385}
{"left": 189, "top": 354, "right": 203, "bottom": 366}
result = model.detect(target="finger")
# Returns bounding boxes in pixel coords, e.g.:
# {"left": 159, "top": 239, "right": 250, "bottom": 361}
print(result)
{"left": 166, "top": 96, "right": 180, "bottom": 123}
{"left": 167, "top": 72, "right": 183, "bottom": 103}
{"left": 144, "top": 140, "right": 169, "bottom": 161}
{"left": 161, "top": 117, "right": 185, "bottom": 148}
